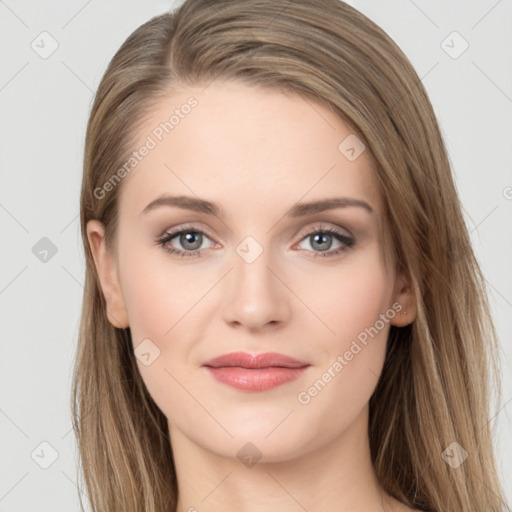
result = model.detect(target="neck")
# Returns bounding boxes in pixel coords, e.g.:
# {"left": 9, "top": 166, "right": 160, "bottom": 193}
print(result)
{"left": 170, "top": 404, "right": 394, "bottom": 512}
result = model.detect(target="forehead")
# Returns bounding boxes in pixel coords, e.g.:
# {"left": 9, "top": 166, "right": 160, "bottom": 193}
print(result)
{"left": 117, "top": 80, "right": 381, "bottom": 220}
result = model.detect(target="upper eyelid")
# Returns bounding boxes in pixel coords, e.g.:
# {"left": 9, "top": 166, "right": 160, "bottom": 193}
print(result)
{"left": 162, "top": 223, "right": 216, "bottom": 241}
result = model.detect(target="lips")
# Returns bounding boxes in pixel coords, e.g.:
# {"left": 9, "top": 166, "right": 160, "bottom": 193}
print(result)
{"left": 202, "top": 352, "right": 310, "bottom": 392}
{"left": 202, "top": 351, "right": 309, "bottom": 369}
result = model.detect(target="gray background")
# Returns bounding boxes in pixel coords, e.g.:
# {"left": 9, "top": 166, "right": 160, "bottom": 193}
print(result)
{"left": 1, "top": 0, "right": 511, "bottom": 510}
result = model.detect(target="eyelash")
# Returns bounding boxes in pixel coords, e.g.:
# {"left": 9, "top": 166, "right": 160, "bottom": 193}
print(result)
{"left": 155, "top": 223, "right": 355, "bottom": 259}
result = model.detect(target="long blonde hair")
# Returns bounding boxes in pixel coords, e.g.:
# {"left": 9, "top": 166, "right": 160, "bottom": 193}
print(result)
{"left": 72, "top": 1, "right": 508, "bottom": 510}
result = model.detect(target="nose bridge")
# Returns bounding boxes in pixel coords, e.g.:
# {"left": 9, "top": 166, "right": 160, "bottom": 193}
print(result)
{"left": 222, "top": 234, "right": 289, "bottom": 329}
{"left": 235, "top": 236, "right": 273, "bottom": 291}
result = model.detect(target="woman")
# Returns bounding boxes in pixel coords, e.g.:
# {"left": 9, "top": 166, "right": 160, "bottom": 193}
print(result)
{"left": 71, "top": 0, "right": 508, "bottom": 511}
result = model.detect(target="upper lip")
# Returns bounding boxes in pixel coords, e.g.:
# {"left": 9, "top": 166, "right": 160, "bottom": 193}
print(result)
{"left": 202, "top": 351, "right": 309, "bottom": 369}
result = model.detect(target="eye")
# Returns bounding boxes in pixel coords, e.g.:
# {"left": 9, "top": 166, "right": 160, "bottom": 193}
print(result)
{"left": 295, "top": 226, "right": 355, "bottom": 258}
{"left": 156, "top": 226, "right": 215, "bottom": 258}
{"left": 155, "top": 223, "right": 355, "bottom": 259}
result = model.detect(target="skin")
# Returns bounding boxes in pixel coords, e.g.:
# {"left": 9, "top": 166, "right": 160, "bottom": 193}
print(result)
{"left": 87, "top": 80, "right": 419, "bottom": 512}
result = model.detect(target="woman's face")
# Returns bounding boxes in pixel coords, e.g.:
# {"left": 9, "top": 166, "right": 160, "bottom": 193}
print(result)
{"left": 88, "top": 80, "right": 414, "bottom": 462}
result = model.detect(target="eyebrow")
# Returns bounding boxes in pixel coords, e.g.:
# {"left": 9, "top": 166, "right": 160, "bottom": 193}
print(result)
{"left": 140, "top": 194, "right": 374, "bottom": 217}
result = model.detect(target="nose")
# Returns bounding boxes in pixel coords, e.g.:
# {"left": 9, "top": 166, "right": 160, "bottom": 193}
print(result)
{"left": 221, "top": 242, "right": 291, "bottom": 332}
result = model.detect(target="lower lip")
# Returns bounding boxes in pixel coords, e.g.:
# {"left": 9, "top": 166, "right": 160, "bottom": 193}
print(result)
{"left": 204, "top": 366, "right": 309, "bottom": 391}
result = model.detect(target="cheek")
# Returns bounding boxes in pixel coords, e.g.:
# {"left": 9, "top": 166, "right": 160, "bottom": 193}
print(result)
{"left": 119, "top": 246, "right": 201, "bottom": 342}
{"left": 307, "top": 248, "right": 393, "bottom": 345}
{"left": 295, "top": 249, "right": 393, "bottom": 423}
{"left": 120, "top": 261, "right": 190, "bottom": 418}
{"left": 117, "top": 249, "right": 210, "bottom": 411}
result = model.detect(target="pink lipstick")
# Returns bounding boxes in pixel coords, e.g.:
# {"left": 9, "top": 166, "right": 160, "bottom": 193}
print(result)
{"left": 202, "top": 351, "right": 310, "bottom": 392}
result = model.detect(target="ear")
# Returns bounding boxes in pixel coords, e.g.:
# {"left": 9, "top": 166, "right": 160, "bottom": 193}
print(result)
{"left": 390, "top": 270, "right": 417, "bottom": 327}
{"left": 86, "top": 219, "right": 129, "bottom": 329}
